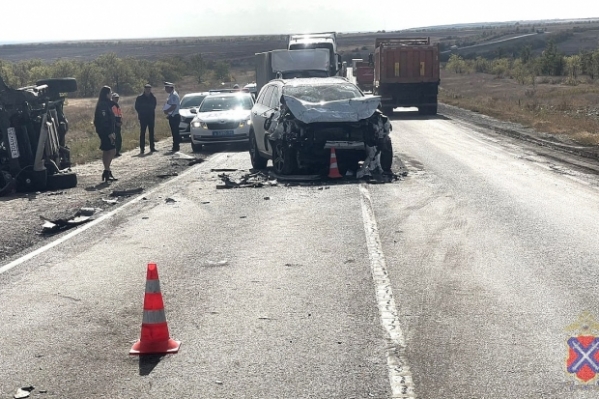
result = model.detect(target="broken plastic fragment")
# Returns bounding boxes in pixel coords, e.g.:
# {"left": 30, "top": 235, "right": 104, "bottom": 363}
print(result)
{"left": 14, "top": 386, "right": 34, "bottom": 399}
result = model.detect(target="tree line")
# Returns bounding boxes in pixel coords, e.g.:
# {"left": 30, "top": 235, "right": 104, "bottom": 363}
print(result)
{"left": 0, "top": 53, "right": 232, "bottom": 97}
{"left": 446, "top": 40, "right": 599, "bottom": 85}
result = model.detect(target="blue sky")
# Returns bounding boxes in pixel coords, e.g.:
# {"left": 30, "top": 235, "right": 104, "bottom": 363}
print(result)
{"left": 1, "top": 0, "right": 597, "bottom": 43}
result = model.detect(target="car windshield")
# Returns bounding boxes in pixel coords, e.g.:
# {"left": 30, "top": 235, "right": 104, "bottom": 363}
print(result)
{"left": 283, "top": 83, "right": 363, "bottom": 102}
{"left": 199, "top": 95, "right": 253, "bottom": 112}
{"left": 180, "top": 95, "right": 207, "bottom": 108}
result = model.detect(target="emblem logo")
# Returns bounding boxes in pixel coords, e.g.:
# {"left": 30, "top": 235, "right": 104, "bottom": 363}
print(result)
{"left": 220, "top": 120, "right": 226, "bottom": 124}
{"left": 566, "top": 311, "right": 599, "bottom": 383}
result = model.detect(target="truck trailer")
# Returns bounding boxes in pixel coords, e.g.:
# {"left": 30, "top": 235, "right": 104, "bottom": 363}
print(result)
{"left": 373, "top": 37, "right": 440, "bottom": 115}
{"left": 354, "top": 61, "right": 374, "bottom": 93}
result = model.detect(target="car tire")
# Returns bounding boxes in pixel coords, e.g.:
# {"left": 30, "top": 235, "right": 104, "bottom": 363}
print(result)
{"left": 191, "top": 142, "right": 203, "bottom": 152}
{"left": 382, "top": 107, "right": 393, "bottom": 116}
{"left": 380, "top": 136, "right": 393, "bottom": 172}
{"left": 249, "top": 130, "right": 268, "bottom": 169}
{"left": 47, "top": 171, "right": 77, "bottom": 191}
{"left": 35, "top": 78, "right": 78, "bottom": 93}
{"left": 272, "top": 140, "right": 296, "bottom": 175}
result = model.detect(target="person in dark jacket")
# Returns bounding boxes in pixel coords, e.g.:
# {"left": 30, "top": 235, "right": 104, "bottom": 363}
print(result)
{"left": 134, "top": 83, "right": 157, "bottom": 154}
{"left": 94, "top": 85, "right": 118, "bottom": 182}
{"left": 111, "top": 92, "right": 123, "bottom": 157}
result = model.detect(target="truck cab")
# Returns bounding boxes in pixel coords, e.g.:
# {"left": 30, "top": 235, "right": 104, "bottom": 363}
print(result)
{"left": 287, "top": 32, "right": 342, "bottom": 76}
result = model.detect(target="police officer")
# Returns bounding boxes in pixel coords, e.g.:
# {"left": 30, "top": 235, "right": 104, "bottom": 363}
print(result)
{"left": 94, "top": 86, "right": 118, "bottom": 182}
{"left": 163, "top": 82, "right": 181, "bottom": 152}
{"left": 135, "top": 83, "right": 157, "bottom": 154}
{"left": 111, "top": 92, "right": 123, "bottom": 157}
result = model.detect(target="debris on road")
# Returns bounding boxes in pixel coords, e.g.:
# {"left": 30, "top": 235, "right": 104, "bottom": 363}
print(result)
{"left": 79, "top": 207, "right": 96, "bottom": 216}
{"left": 157, "top": 172, "right": 179, "bottom": 178}
{"left": 110, "top": 187, "right": 144, "bottom": 197}
{"left": 40, "top": 208, "right": 93, "bottom": 234}
{"left": 14, "top": 386, "right": 35, "bottom": 398}
{"left": 102, "top": 198, "right": 118, "bottom": 205}
{"left": 264, "top": 197, "right": 271, "bottom": 200}
{"left": 211, "top": 168, "right": 239, "bottom": 172}
{"left": 216, "top": 171, "right": 277, "bottom": 189}
{"left": 188, "top": 158, "right": 205, "bottom": 166}
{"left": 165, "top": 198, "right": 177, "bottom": 204}
{"left": 171, "top": 152, "right": 194, "bottom": 160}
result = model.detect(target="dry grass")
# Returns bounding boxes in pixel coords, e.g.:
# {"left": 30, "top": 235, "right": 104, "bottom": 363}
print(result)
{"left": 439, "top": 70, "right": 599, "bottom": 145}
{"left": 64, "top": 67, "right": 255, "bottom": 165}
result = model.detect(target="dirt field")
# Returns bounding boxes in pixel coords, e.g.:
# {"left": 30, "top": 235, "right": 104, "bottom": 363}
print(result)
{"left": 439, "top": 70, "right": 599, "bottom": 145}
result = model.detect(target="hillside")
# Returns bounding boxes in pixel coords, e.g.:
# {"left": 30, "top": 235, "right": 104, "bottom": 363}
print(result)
{"left": 1, "top": 18, "right": 597, "bottom": 65}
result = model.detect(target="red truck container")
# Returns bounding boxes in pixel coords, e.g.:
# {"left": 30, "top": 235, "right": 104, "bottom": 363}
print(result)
{"left": 373, "top": 37, "right": 440, "bottom": 115}
{"left": 354, "top": 61, "right": 374, "bottom": 92}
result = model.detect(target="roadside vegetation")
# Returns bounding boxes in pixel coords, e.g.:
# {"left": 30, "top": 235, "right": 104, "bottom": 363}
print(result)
{"left": 440, "top": 40, "right": 599, "bottom": 145}
{"left": 0, "top": 53, "right": 250, "bottom": 164}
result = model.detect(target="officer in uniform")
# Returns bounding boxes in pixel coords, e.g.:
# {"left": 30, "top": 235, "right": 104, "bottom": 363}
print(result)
{"left": 163, "top": 82, "right": 181, "bottom": 152}
{"left": 111, "top": 92, "right": 123, "bottom": 157}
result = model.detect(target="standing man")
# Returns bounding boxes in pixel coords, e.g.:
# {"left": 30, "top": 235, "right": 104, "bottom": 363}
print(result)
{"left": 163, "top": 82, "right": 181, "bottom": 152}
{"left": 135, "top": 83, "right": 157, "bottom": 154}
{"left": 111, "top": 92, "right": 123, "bottom": 157}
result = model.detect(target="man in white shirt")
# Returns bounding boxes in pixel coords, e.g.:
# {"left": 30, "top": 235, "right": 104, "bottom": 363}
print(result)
{"left": 163, "top": 82, "right": 181, "bottom": 152}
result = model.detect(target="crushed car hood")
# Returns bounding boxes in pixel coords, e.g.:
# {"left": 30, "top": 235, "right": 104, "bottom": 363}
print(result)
{"left": 195, "top": 109, "right": 250, "bottom": 122}
{"left": 283, "top": 95, "right": 382, "bottom": 124}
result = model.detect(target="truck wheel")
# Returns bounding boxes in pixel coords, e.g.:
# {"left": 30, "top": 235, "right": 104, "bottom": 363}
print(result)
{"left": 272, "top": 141, "right": 296, "bottom": 175}
{"left": 36, "top": 78, "right": 78, "bottom": 93}
{"left": 17, "top": 169, "right": 48, "bottom": 192}
{"left": 47, "top": 172, "right": 77, "bottom": 191}
{"left": 380, "top": 136, "right": 393, "bottom": 172}
{"left": 249, "top": 130, "right": 268, "bottom": 169}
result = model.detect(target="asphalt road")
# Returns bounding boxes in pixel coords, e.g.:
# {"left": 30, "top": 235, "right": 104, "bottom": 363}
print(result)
{"left": 2, "top": 111, "right": 599, "bottom": 398}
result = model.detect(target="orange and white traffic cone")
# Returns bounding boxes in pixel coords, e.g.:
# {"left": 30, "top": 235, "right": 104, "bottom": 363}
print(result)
{"left": 328, "top": 147, "right": 342, "bottom": 179}
{"left": 130, "top": 263, "right": 181, "bottom": 355}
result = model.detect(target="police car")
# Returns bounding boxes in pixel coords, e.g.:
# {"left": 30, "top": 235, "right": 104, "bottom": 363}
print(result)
{"left": 189, "top": 92, "right": 254, "bottom": 152}
{"left": 178, "top": 92, "right": 209, "bottom": 141}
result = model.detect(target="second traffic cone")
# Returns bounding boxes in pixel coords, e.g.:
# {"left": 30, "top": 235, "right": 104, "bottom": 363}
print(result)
{"left": 130, "top": 263, "right": 181, "bottom": 355}
{"left": 328, "top": 147, "right": 342, "bottom": 179}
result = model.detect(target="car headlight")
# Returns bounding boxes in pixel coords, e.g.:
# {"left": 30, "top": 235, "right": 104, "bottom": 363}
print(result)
{"left": 192, "top": 121, "right": 208, "bottom": 129}
{"left": 239, "top": 117, "right": 252, "bottom": 128}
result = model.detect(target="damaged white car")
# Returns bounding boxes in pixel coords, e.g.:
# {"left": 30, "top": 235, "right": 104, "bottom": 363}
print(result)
{"left": 249, "top": 77, "right": 392, "bottom": 176}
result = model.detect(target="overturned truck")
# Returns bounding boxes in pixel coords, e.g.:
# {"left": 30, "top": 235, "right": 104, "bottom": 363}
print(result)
{"left": 0, "top": 76, "right": 78, "bottom": 196}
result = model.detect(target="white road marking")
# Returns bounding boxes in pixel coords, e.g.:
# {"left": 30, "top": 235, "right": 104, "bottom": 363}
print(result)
{"left": 0, "top": 153, "right": 227, "bottom": 275}
{"left": 359, "top": 184, "right": 416, "bottom": 398}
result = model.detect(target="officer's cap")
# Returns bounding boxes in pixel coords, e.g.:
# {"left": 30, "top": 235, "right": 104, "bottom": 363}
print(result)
{"left": 164, "top": 82, "right": 175, "bottom": 88}
{"left": 144, "top": 84, "right": 152, "bottom": 88}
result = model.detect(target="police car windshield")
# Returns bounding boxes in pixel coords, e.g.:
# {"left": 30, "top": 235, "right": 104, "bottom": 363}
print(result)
{"left": 283, "top": 83, "right": 362, "bottom": 102}
{"left": 199, "top": 95, "right": 253, "bottom": 112}
{"left": 180, "top": 95, "right": 207, "bottom": 108}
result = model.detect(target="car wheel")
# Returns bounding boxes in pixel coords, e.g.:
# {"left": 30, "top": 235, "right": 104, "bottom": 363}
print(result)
{"left": 16, "top": 169, "right": 47, "bottom": 192}
{"left": 191, "top": 142, "right": 203, "bottom": 152}
{"left": 249, "top": 130, "right": 268, "bottom": 169}
{"left": 379, "top": 136, "right": 393, "bottom": 172}
{"left": 47, "top": 171, "right": 77, "bottom": 190}
{"left": 382, "top": 107, "right": 393, "bottom": 116}
{"left": 272, "top": 140, "right": 296, "bottom": 175}
{"left": 35, "top": 78, "right": 78, "bottom": 93}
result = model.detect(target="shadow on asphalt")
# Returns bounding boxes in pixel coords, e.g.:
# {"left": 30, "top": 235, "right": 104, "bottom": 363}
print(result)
{"left": 138, "top": 354, "right": 165, "bottom": 376}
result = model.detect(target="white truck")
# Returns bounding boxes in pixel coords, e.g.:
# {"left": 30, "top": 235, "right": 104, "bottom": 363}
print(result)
{"left": 255, "top": 48, "right": 331, "bottom": 95}
{"left": 287, "top": 32, "right": 342, "bottom": 76}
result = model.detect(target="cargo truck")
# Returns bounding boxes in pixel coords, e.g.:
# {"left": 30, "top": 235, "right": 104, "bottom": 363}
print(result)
{"left": 287, "top": 32, "right": 342, "bottom": 76}
{"left": 354, "top": 61, "right": 374, "bottom": 92}
{"left": 373, "top": 37, "right": 440, "bottom": 115}
{"left": 255, "top": 48, "right": 331, "bottom": 95}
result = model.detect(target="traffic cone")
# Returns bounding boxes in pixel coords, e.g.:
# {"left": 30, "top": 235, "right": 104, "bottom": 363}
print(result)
{"left": 328, "top": 147, "right": 343, "bottom": 179}
{"left": 130, "top": 263, "right": 181, "bottom": 355}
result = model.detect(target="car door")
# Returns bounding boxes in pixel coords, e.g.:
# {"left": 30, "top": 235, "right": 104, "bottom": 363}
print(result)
{"left": 251, "top": 85, "right": 275, "bottom": 154}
